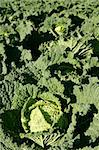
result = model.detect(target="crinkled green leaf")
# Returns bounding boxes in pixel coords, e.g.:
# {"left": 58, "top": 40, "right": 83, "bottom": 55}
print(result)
{"left": 16, "top": 20, "right": 33, "bottom": 41}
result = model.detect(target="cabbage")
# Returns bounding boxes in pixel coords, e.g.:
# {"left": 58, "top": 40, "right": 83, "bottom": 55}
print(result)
{"left": 20, "top": 92, "right": 66, "bottom": 147}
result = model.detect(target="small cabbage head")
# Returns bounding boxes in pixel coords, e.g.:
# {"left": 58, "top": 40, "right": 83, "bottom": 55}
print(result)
{"left": 55, "top": 25, "right": 65, "bottom": 35}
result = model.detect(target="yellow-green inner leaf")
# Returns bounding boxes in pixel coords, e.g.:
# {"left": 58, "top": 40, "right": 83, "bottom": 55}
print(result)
{"left": 28, "top": 107, "right": 51, "bottom": 132}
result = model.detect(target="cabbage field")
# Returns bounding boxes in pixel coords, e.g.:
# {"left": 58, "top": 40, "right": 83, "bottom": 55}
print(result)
{"left": 0, "top": 0, "right": 99, "bottom": 149}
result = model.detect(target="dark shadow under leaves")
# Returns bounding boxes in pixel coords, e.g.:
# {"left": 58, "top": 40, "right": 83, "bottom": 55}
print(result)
{"left": 21, "top": 72, "right": 38, "bottom": 85}
{"left": 1, "top": 109, "right": 23, "bottom": 144}
{"left": 5, "top": 45, "right": 21, "bottom": 71}
{"left": 89, "top": 39, "right": 99, "bottom": 58}
{"left": 73, "top": 104, "right": 98, "bottom": 149}
{"left": 62, "top": 80, "right": 75, "bottom": 97}
{"left": 88, "top": 66, "right": 99, "bottom": 78}
{"left": 68, "top": 15, "right": 84, "bottom": 32}
{"left": 28, "top": 13, "right": 46, "bottom": 28}
{"left": 23, "top": 30, "right": 55, "bottom": 61}
{"left": 49, "top": 62, "right": 74, "bottom": 76}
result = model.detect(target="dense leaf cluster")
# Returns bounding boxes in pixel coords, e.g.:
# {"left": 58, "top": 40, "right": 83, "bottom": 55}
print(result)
{"left": 0, "top": 0, "right": 99, "bottom": 149}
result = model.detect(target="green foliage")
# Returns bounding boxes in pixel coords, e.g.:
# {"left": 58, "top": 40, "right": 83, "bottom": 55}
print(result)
{"left": 16, "top": 20, "right": 33, "bottom": 41}
{"left": 73, "top": 77, "right": 99, "bottom": 107}
{"left": 0, "top": 0, "right": 99, "bottom": 150}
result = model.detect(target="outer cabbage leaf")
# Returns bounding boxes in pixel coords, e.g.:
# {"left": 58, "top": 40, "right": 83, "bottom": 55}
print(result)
{"left": 73, "top": 77, "right": 99, "bottom": 108}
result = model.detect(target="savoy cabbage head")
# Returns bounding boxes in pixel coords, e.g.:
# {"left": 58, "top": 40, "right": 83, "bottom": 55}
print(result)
{"left": 20, "top": 92, "right": 68, "bottom": 147}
